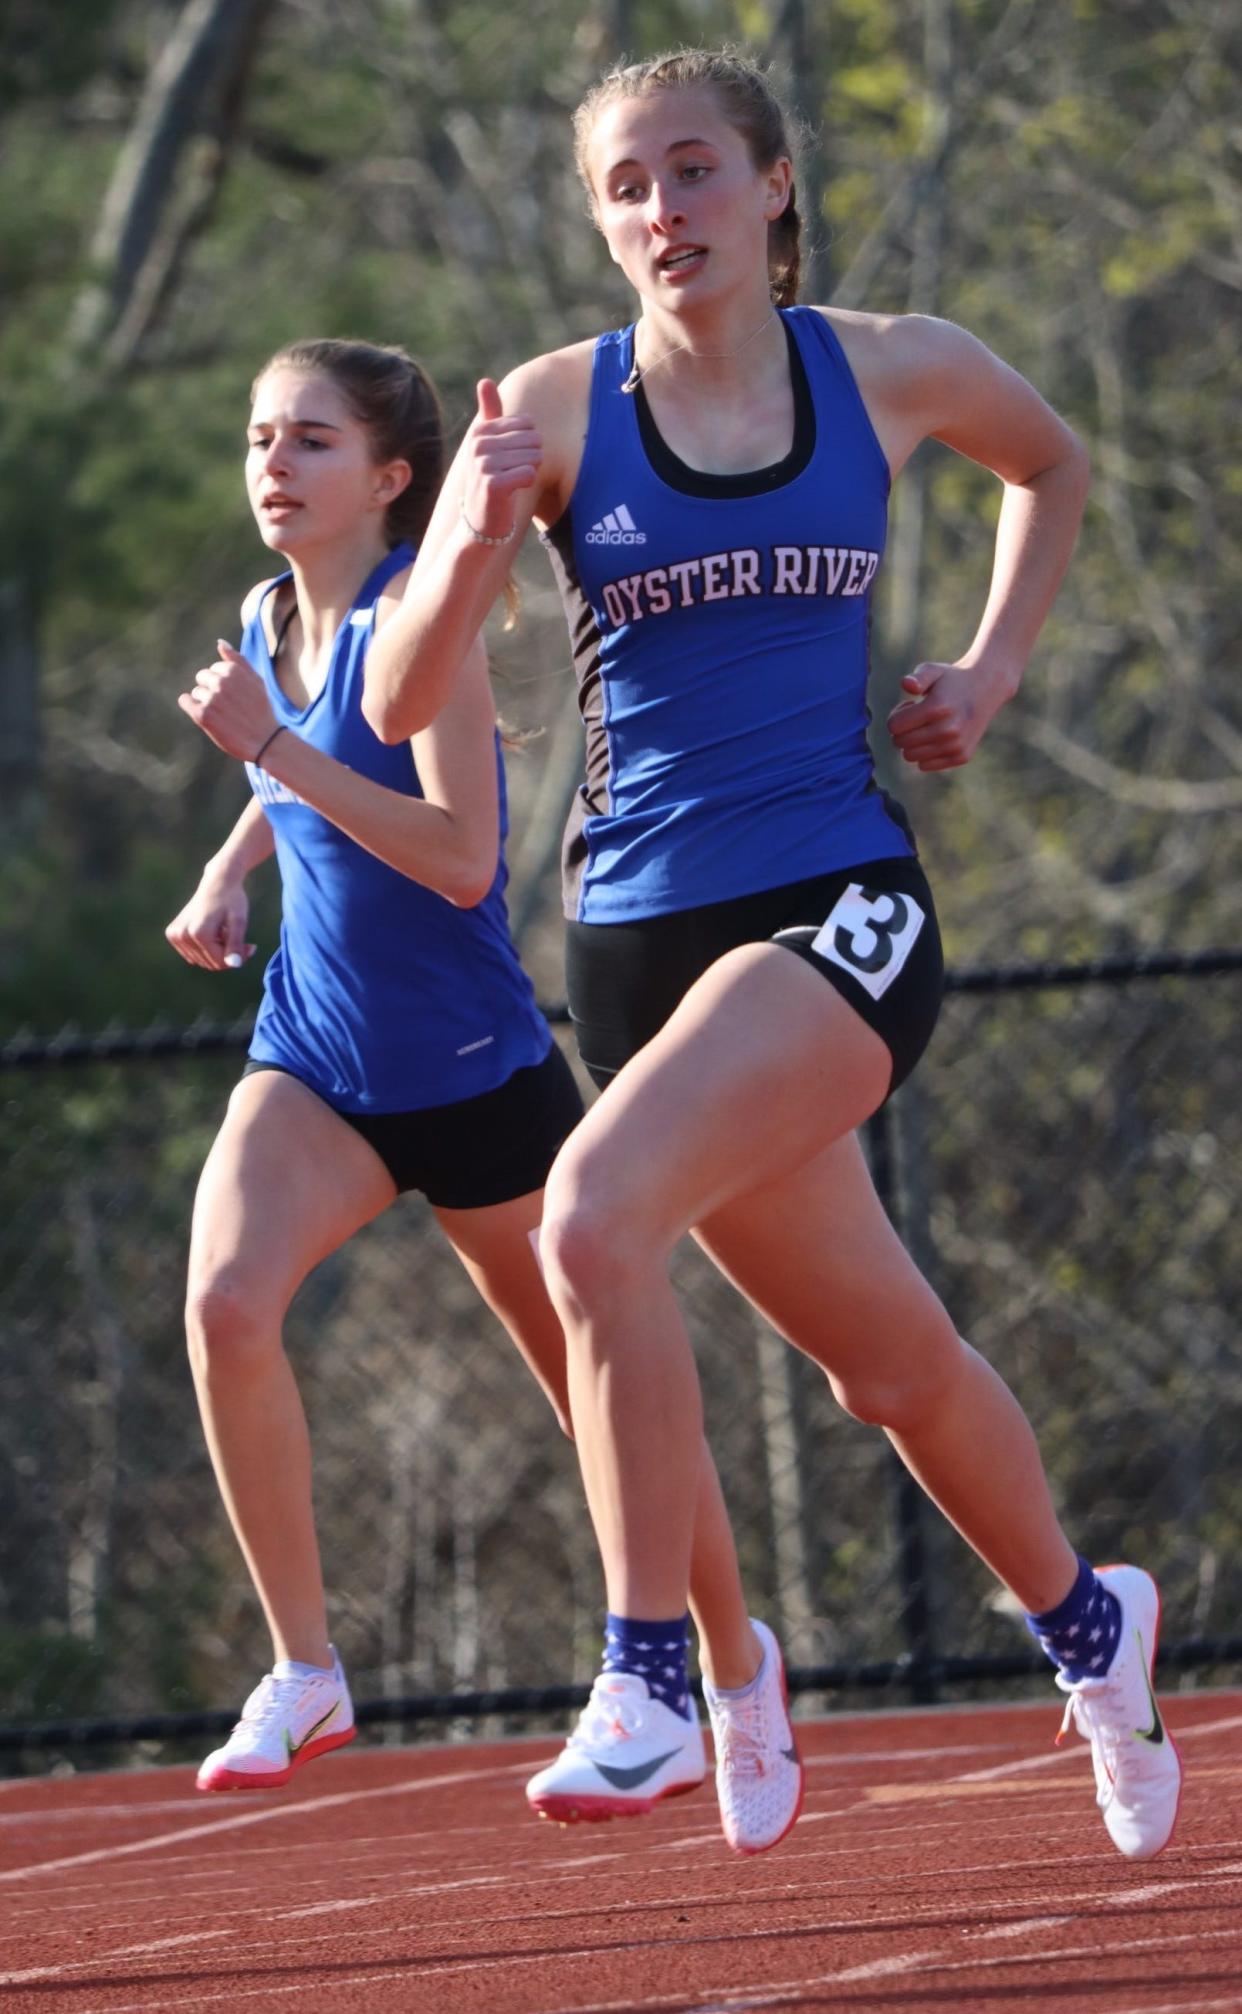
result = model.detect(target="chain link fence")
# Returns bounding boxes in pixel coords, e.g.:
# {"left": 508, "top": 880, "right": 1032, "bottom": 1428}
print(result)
{"left": 1, "top": 957, "right": 1239, "bottom": 1766}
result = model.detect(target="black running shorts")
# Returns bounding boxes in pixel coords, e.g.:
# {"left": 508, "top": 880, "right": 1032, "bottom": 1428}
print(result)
{"left": 565, "top": 857, "right": 944, "bottom": 1096}
{"left": 241, "top": 1040, "right": 584, "bottom": 1208}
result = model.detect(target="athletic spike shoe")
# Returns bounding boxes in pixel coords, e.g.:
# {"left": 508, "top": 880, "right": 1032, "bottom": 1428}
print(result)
{"left": 1054, "top": 1564, "right": 1182, "bottom": 1860}
{"left": 525, "top": 1672, "right": 706, "bottom": 1824}
{"left": 703, "top": 1618, "right": 804, "bottom": 1855}
{"left": 196, "top": 1651, "right": 355, "bottom": 1792}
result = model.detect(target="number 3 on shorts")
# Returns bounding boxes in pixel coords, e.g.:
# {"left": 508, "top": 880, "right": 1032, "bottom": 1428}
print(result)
{"left": 812, "top": 883, "right": 926, "bottom": 1002}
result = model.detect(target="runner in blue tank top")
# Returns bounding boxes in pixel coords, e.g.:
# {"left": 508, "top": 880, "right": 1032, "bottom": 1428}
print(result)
{"left": 366, "top": 52, "right": 1181, "bottom": 1864}
{"left": 167, "top": 337, "right": 757, "bottom": 1801}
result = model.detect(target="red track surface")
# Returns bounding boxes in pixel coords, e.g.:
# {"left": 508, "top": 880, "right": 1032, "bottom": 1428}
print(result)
{"left": 2, "top": 1691, "right": 1240, "bottom": 2013}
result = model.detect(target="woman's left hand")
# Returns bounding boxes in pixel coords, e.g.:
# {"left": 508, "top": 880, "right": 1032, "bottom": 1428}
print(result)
{"left": 886, "top": 659, "right": 1015, "bottom": 772}
{"left": 180, "top": 642, "right": 278, "bottom": 761}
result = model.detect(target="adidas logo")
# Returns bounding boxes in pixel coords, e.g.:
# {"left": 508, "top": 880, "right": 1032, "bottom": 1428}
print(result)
{"left": 586, "top": 503, "right": 647, "bottom": 546}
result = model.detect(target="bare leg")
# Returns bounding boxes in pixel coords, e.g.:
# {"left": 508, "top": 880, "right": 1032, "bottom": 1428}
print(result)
{"left": 436, "top": 1189, "right": 758, "bottom": 1686}
{"left": 186, "top": 1072, "right": 396, "bottom": 1667}
{"left": 696, "top": 1131, "right": 1077, "bottom": 1613}
{"left": 539, "top": 942, "right": 1076, "bottom": 1626}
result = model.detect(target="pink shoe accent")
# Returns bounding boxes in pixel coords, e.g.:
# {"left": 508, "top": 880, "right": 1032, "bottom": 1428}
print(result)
{"left": 531, "top": 1777, "right": 702, "bottom": 1825}
{"left": 197, "top": 1723, "right": 355, "bottom": 1793}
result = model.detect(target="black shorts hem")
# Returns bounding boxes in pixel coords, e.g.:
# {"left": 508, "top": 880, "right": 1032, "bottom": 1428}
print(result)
{"left": 565, "top": 857, "right": 943, "bottom": 1099}
{"left": 240, "top": 1043, "right": 584, "bottom": 1207}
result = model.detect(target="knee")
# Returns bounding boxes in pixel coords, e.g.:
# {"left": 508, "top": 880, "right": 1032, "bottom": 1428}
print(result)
{"left": 185, "top": 1268, "right": 278, "bottom": 1388}
{"left": 538, "top": 1150, "right": 658, "bottom": 1328}
{"left": 828, "top": 1319, "right": 968, "bottom": 1435}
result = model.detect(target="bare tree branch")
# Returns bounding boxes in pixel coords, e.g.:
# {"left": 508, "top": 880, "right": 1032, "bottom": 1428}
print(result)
{"left": 68, "top": 0, "right": 272, "bottom": 362}
{"left": 1022, "top": 717, "right": 1242, "bottom": 812}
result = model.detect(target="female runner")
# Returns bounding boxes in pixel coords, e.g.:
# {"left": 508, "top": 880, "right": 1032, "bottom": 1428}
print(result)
{"left": 363, "top": 50, "right": 1181, "bottom": 1866}
{"left": 168, "top": 336, "right": 758, "bottom": 1804}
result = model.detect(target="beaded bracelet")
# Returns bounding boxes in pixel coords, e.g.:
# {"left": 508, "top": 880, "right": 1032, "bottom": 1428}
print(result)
{"left": 253, "top": 723, "right": 288, "bottom": 768}
{"left": 459, "top": 498, "right": 515, "bottom": 547}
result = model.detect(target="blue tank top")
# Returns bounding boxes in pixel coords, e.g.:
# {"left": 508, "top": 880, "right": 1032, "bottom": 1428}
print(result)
{"left": 242, "top": 544, "right": 551, "bottom": 1113}
{"left": 543, "top": 307, "right": 914, "bottom": 923}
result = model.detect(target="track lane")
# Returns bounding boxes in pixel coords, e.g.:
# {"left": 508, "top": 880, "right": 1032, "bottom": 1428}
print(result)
{"left": 0, "top": 1691, "right": 1236, "bottom": 2013}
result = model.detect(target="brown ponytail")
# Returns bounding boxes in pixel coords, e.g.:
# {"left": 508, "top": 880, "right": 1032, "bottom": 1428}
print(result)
{"left": 769, "top": 183, "right": 802, "bottom": 309}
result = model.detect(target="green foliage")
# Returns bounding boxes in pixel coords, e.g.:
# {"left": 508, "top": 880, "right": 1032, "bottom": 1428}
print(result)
{"left": 0, "top": 833, "right": 276, "bottom": 1027}
{"left": 0, "top": 1627, "right": 108, "bottom": 1719}
{"left": 0, "top": 0, "right": 128, "bottom": 114}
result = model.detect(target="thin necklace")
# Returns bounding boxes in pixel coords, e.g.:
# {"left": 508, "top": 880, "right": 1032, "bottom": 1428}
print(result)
{"left": 621, "top": 307, "right": 781, "bottom": 395}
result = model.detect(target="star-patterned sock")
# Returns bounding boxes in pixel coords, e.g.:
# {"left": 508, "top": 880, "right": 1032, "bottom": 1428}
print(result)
{"left": 602, "top": 1612, "right": 692, "bottom": 1720}
{"left": 1024, "top": 1556, "right": 1122, "bottom": 1682}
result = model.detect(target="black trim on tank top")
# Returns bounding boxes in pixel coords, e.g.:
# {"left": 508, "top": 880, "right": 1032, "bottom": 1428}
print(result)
{"left": 271, "top": 600, "right": 297, "bottom": 661}
{"left": 632, "top": 317, "right": 815, "bottom": 499}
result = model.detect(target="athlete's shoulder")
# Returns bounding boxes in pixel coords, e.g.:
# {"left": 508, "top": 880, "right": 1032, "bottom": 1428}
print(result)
{"left": 812, "top": 304, "right": 973, "bottom": 359}
{"left": 498, "top": 340, "right": 599, "bottom": 516}
{"left": 810, "top": 306, "right": 992, "bottom": 390}
{"left": 500, "top": 338, "right": 597, "bottom": 420}
{"left": 239, "top": 576, "right": 282, "bottom": 628}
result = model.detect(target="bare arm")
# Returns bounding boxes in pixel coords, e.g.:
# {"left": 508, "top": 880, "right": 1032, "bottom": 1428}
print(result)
{"left": 258, "top": 639, "right": 501, "bottom": 906}
{"left": 830, "top": 310, "right": 1091, "bottom": 770}
{"left": 179, "top": 635, "right": 501, "bottom": 908}
{"left": 166, "top": 796, "right": 274, "bottom": 971}
{"left": 363, "top": 353, "right": 588, "bottom": 743}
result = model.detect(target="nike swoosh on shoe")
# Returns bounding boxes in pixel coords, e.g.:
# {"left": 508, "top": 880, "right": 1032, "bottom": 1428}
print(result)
{"left": 593, "top": 1750, "right": 684, "bottom": 1790}
{"left": 286, "top": 1703, "right": 339, "bottom": 1760}
{"left": 1134, "top": 1645, "right": 1165, "bottom": 1746}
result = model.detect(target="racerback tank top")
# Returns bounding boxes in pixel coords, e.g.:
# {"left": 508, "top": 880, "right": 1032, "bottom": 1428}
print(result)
{"left": 242, "top": 544, "right": 551, "bottom": 1112}
{"left": 542, "top": 307, "right": 914, "bottom": 924}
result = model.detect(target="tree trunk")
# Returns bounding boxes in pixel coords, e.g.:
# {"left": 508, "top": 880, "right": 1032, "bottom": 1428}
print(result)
{"left": 770, "top": 0, "right": 832, "bottom": 302}
{"left": 68, "top": 0, "right": 272, "bottom": 365}
{"left": 870, "top": 0, "right": 957, "bottom": 1690}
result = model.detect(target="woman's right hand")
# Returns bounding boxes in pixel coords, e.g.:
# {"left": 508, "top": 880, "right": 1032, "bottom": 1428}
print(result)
{"left": 460, "top": 379, "right": 542, "bottom": 541}
{"left": 165, "top": 877, "right": 256, "bottom": 972}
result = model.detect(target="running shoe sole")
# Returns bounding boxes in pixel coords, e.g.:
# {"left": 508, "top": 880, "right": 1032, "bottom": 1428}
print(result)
{"left": 196, "top": 1723, "right": 355, "bottom": 1792}
{"left": 531, "top": 1775, "right": 706, "bottom": 1825}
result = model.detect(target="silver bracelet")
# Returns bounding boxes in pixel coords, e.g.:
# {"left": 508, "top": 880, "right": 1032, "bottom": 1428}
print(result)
{"left": 459, "top": 498, "right": 515, "bottom": 547}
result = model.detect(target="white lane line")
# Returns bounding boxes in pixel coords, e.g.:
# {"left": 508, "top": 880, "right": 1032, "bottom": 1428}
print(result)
{"left": 1176, "top": 1711, "right": 1242, "bottom": 1739}
{"left": 0, "top": 1798, "right": 206, "bottom": 1828}
{"left": 972, "top": 1914, "right": 1074, "bottom": 1939}
{"left": 0, "top": 1930, "right": 227, "bottom": 1986}
{"left": 0, "top": 1758, "right": 529, "bottom": 1885}
{"left": 58, "top": 1911, "right": 1242, "bottom": 2014}
{"left": 0, "top": 1870, "right": 517, "bottom": 1964}
{"left": 538, "top": 1852, "right": 630, "bottom": 1869}
{"left": 805, "top": 1743, "right": 1003, "bottom": 1768}
{"left": 831, "top": 1952, "right": 932, "bottom": 1982}
{"left": 955, "top": 1746, "right": 1086, "bottom": 1782}
{"left": 7, "top": 1765, "right": 1237, "bottom": 1998}
{"left": 1115, "top": 1859, "right": 1242, "bottom": 1905}
{"left": 52, "top": 1972, "right": 430, "bottom": 2014}
{"left": 273, "top": 1872, "right": 508, "bottom": 1920}
{"left": 113, "top": 1932, "right": 230, "bottom": 1959}
{"left": 549, "top": 1915, "right": 1242, "bottom": 2013}
{"left": 1137, "top": 2001, "right": 1242, "bottom": 2014}
{"left": 895, "top": 1918, "right": 1242, "bottom": 1978}
{"left": 957, "top": 1706, "right": 1242, "bottom": 1783}
{"left": 271, "top": 1896, "right": 392, "bottom": 1921}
